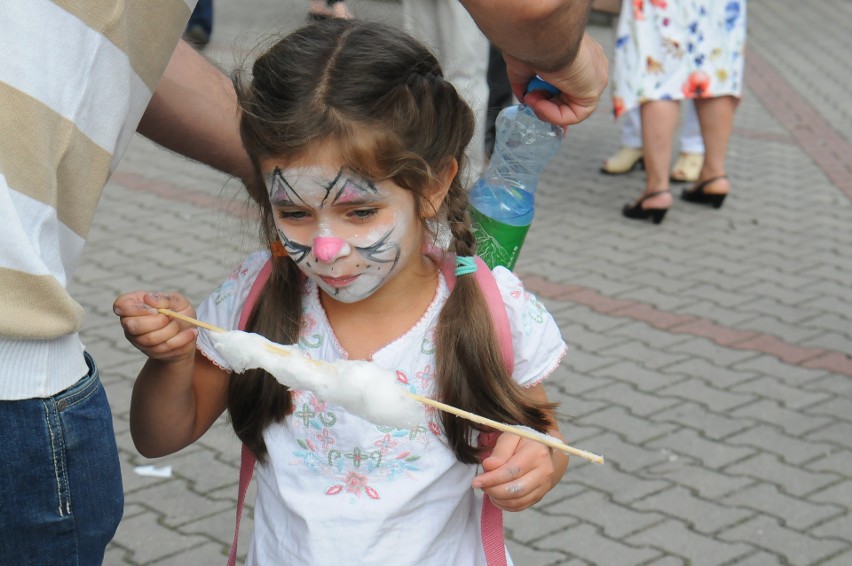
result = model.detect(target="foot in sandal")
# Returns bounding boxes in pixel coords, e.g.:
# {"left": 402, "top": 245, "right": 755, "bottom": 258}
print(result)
{"left": 670, "top": 152, "right": 704, "bottom": 183}
{"left": 600, "top": 147, "right": 643, "bottom": 175}
{"left": 681, "top": 175, "right": 730, "bottom": 208}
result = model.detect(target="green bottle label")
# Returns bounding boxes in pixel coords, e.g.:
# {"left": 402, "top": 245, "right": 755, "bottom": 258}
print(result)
{"left": 469, "top": 207, "right": 531, "bottom": 270}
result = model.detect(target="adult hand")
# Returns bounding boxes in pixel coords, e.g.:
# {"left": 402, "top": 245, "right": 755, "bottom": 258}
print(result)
{"left": 505, "top": 33, "right": 609, "bottom": 128}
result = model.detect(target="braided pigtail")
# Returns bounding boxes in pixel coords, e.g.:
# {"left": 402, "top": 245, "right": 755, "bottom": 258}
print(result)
{"left": 435, "top": 171, "right": 555, "bottom": 464}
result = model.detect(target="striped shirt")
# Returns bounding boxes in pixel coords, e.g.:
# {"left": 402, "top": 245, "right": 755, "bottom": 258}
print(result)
{"left": 0, "top": 0, "right": 193, "bottom": 399}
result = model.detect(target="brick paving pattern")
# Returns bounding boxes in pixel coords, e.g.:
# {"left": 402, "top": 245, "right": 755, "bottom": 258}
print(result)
{"left": 71, "top": 1, "right": 852, "bottom": 564}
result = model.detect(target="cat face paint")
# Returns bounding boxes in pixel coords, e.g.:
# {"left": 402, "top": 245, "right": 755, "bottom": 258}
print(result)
{"left": 263, "top": 163, "right": 420, "bottom": 303}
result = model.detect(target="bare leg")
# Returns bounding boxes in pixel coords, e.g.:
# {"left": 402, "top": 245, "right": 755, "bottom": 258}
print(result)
{"left": 635, "top": 100, "right": 679, "bottom": 208}
{"left": 692, "top": 95, "right": 739, "bottom": 193}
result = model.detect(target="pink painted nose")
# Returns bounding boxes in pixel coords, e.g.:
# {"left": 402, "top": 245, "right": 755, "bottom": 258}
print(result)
{"left": 313, "top": 236, "right": 348, "bottom": 263}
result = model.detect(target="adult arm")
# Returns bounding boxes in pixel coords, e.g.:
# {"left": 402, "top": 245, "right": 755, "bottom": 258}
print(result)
{"left": 137, "top": 40, "right": 255, "bottom": 184}
{"left": 459, "top": 0, "right": 608, "bottom": 127}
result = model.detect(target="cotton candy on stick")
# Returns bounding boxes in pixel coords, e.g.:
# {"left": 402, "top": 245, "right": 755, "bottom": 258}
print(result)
{"left": 210, "top": 329, "right": 424, "bottom": 429}
{"left": 158, "top": 309, "right": 605, "bottom": 464}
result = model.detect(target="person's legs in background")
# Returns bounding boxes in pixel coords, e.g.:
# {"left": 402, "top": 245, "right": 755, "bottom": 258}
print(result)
{"left": 604, "top": 102, "right": 706, "bottom": 180}
{"left": 670, "top": 100, "right": 705, "bottom": 183}
{"left": 601, "top": 107, "right": 644, "bottom": 174}
{"left": 308, "top": 0, "right": 351, "bottom": 20}
{"left": 484, "top": 42, "right": 514, "bottom": 160}
{"left": 621, "top": 100, "right": 678, "bottom": 223}
{"left": 184, "top": 0, "right": 213, "bottom": 48}
{"left": 681, "top": 95, "right": 738, "bottom": 207}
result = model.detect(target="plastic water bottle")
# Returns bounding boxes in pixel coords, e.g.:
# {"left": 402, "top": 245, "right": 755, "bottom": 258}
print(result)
{"left": 469, "top": 77, "right": 564, "bottom": 270}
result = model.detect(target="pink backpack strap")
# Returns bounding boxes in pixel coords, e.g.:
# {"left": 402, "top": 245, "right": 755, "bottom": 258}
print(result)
{"left": 229, "top": 255, "right": 513, "bottom": 566}
{"left": 227, "top": 258, "right": 272, "bottom": 566}
{"left": 438, "top": 253, "right": 512, "bottom": 566}
{"left": 228, "top": 444, "right": 257, "bottom": 566}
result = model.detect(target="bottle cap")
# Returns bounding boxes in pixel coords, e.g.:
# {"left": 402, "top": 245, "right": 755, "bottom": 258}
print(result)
{"left": 526, "top": 77, "right": 560, "bottom": 96}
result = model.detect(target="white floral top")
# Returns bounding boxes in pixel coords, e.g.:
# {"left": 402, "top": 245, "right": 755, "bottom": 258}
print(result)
{"left": 197, "top": 251, "right": 567, "bottom": 566}
{"left": 612, "top": 0, "right": 747, "bottom": 117}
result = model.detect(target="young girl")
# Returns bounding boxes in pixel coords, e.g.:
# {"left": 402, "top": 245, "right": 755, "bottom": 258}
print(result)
{"left": 115, "top": 20, "right": 568, "bottom": 565}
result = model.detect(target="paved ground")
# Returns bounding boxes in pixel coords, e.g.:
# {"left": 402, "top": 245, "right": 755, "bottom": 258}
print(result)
{"left": 71, "top": 0, "right": 852, "bottom": 564}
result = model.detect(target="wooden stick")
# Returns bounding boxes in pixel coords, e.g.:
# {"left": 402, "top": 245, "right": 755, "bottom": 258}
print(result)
{"left": 160, "top": 309, "right": 322, "bottom": 365}
{"left": 159, "top": 308, "right": 604, "bottom": 464}
{"left": 406, "top": 393, "right": 604, "bottom": 465}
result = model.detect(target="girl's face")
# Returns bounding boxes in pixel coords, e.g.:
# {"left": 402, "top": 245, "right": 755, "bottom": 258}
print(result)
{"left": 261, "top": 149, "right": 425, "bottom": 303}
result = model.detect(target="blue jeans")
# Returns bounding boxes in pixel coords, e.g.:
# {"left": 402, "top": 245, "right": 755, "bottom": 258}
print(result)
{"left": 187, "top": 0, "right": 213, "bottom": 35}
{"left": 0, "top": 353, "right": 123, "bottom": 565}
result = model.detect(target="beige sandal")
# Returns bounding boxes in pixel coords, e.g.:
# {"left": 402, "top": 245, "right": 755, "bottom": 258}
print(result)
{"left": 670, "top": 152, "right": 704, "bottom": 183}
{"left": 600, "top": 147, "right": 644, "bottom": 175}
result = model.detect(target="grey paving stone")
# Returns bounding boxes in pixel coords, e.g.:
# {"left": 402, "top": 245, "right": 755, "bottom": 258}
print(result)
{"left": 664, "top": 358, "right": 760, "bottom": 390}
{"left": 720, "top": 483, "right": 845, "bottom": 531}
{"left": 806, "top": 422, "right": 852, "bottom": 452}
{"left": 579, "top": 406, "right": 679, "bottom": 444}
{"left": 542, "top": 523, "right": 662, "bottom": 565}
{"left": 667, "top": 338, "right": 761, "bottom": 366}
{"left": 650, "top": 401, "right": 756, "bottom": 440}
{"left": 561, "top": 490, "right": 668, "bottom": 539}
{"left": 725, "top": 424, "right": 838, "bottom": 465}
{"left": 676, "top": 299, "right": 763, "bottom": 328}
{"left": 503, "top": 541, "right": 580, "bottom": 566}
{"left": 110, "top": 509, "right": 211, "bottom": 565}
{"left": 730, "top": 376, "right": 831, "bottom": 410}
{"left": 642, "top": 461, "right": 756, "bottom": 500}
{"left": 149, "top": 541, "right": 231, "bottom": 565}
{"left": 808, "top": 512, "right": 852, "bottom": 545}
{"left": 657, "top": 377, "right": 757, "bottom": 413}
{"left": 567, "top": 451, "right": 672, "bottom": 505}
{"left": 730, "top": 399, "right": 835, "bottom": 437}
{"left": 723, "top": 453, "right": 841, "bottom": 498}
{"left": 732, "top": 356, "right": 829, "bottom": 387}
{"left": 593, "top": 361, "right": 691, "bottom": 392}
{"left": 633, "top": 485, "right": 755, "bottom": 535}
{"left": 625, "top": 520, "right": 755, "bottom": 566}
{"left": 577, "top": 431, "right": 673, "bottom": 474}
{"left": 805, "top": 450, "right": 852, "bottom": 477}
{"left": 584, "top": 382, "right": 682, "bottom": 417}
{"left": 609, "top": 321, "right": 694, "bottom": 350}
{"left": 718, "top": 515, "right": 848, "bottom": 566}
{"left": 648, "top": 429, "right": 757, "bottom": 470}
{"left": 125, "top": 478, "right": 233, "bottom": 529}
{"left": 503, "top": 507, "right": 579, "bottom": 544}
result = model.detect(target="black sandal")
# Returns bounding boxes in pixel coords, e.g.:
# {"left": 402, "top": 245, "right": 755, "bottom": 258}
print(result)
{"left": 622, "top": 190, "right": 670, "bottom": 224}
{"left": 681, "top": 175, "right": 729, "bottom": 208}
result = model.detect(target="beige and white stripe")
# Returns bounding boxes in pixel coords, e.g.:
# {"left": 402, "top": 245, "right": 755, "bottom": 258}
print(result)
{"left": 0, "top": 0, "right": 192, "bottom": 399}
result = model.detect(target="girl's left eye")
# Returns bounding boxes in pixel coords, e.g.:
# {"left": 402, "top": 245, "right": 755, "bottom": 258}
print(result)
{"left": 349, "top": 208, "right": 378, "bottom": 220}
{"left": 277, "top": 209, "right": 310, "bottom": 220}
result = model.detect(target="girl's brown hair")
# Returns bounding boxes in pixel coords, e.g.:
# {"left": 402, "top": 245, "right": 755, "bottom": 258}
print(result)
{"left": 232, "top": 19, "right": 554, "bottom": 464}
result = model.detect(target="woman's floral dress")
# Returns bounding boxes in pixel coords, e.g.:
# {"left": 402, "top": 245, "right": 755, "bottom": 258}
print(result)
{"left": 612, "top": 0, "right": 747, "bottom": 117}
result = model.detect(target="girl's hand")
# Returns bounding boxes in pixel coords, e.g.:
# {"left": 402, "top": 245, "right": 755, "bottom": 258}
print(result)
{"left": 114, "top": 291, "right": 198, "bottom": 362}
{"left": 471, "top": 432, "right": 560, "bottom": 512}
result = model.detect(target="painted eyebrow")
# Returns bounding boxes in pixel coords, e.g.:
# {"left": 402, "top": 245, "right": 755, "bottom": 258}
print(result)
{"left": 269, "top": 167, "right": 310, "bottom": 206}
{"left": 330, "top": 175, "right": 379, "bottom": 206}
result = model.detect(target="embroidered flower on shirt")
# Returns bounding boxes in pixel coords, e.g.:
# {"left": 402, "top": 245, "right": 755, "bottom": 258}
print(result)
{"left": 299, "top": 312, "right": 323, "bottom": 349}
{"left": 373, "top": 433, "right": 399, "bottom": 455}
{"left": 325, "top": 472, "right": 380, "bottom": 499}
